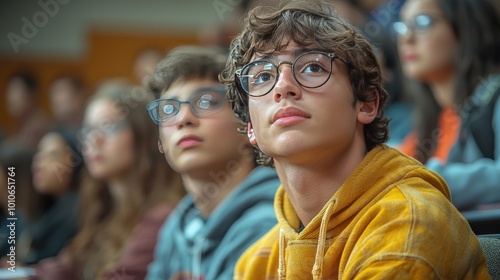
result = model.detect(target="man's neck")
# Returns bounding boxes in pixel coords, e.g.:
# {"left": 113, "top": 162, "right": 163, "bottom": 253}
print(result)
{"left": 182, "top": 158, "right": 255, "bottom": 218}
{"left": 275, "top": 138, "right": 367, "bottom": 226}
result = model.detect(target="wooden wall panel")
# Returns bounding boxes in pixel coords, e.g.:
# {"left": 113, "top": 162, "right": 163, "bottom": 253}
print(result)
{"left": 0, "top": 29, "right": 199, "bottom": 140}
{"left": 83, "top": 28, "right": 200, "bottom": 90}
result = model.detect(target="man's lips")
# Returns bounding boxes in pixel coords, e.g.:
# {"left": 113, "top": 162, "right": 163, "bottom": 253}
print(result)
{"left": 177, "top": 135, "right": 203, "bottom": 148}
{"left": 271, "top": 106, "right": 311, "bottom": 126}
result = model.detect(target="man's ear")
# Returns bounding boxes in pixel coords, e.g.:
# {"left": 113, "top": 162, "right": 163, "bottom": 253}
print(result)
{"left": 158, "top": 139, "right": 164, "bottom": 154}
{"left": 247, "top": 122, "right": 257, "bottom": 145}
{"left": 357, "top": 91, "right": 379, "bottom": 124}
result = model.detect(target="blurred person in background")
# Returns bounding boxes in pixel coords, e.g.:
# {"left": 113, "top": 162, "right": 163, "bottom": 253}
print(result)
{"left": 133, "top": 47, "right": 164, "bottom": 88}
{"left": 396, "top": 0, "right": 500, "bottom": 210}
{"left": 5, "top": 72, "right": 52, "bottom": 150}
{"left": 16, "top": 128, "right": 84, "bottom": 265}
{"left": 49, "top": 74, "right": 87, "bottom": 130}
{"left": 146, "top": 46, "right": 279, "bottom": 280}
{"left": 31, "top": 82, "right": 185, "bottom": 280}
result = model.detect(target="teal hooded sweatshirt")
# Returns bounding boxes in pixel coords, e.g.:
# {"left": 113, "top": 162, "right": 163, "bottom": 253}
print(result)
{"left": 146, "top": 166, "right": 280, "bottom": 280}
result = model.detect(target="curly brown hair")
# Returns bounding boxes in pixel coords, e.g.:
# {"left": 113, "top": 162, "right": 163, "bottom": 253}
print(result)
{"left": 219, "top": 0, "right": 389, "bottom": 166}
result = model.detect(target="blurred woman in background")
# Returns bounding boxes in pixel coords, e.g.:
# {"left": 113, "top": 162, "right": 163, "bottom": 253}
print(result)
{"left": 33, "top": 82, "right": 185, "bottom": 279}
{"left": 17, "top": 128, "right": 84, "bottom": 265}
{"left": 396, "top": 0, "right": 500, "bottom": 210}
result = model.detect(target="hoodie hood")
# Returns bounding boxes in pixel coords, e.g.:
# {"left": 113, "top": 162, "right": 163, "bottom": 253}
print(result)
{"left": 177, "top": 165, "right": 279, "bottom": 241}
{"left": 276, "top": 145, "right": 450, "bottom": 279}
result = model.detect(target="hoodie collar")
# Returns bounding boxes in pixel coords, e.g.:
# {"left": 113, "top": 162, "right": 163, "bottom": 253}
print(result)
{"left": 275, "top": 145, "right": 450, "bottom": 279}
{"left": 179, "top": 166, "right": 279, "bottom": 243}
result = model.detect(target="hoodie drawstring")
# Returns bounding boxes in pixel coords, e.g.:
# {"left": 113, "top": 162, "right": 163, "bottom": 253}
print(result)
{"left": 193, "top": 237, "right": 204, "bottom": 279}
{"left": 278, "top": 228, "right": 286, "bottom": 280}
{"left": 312, "top": 199, "right": 336, "bottom": 280}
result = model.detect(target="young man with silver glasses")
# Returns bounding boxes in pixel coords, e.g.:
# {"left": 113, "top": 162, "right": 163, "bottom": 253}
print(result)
{"left": 219, "top": 1, "right": 489, "bottom": 279}
{"left": 145, "top": 46, "right": 279, "bottom": 280}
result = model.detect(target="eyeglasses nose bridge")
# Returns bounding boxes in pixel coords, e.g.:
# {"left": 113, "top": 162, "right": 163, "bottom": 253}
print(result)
{"left": 404, "top": 23, "right": 420, "bottom": 38}
{"left": 176, "top": 100, "right": 193, "bottom": 114}
{"left": 404, "top": 25, "right": 416, "bottom": 37}
{"left": 275, "top": 61, "right": 296, "bottom": 83}
{"left": 277, "top": 61, "right": 293, "bottom": 73}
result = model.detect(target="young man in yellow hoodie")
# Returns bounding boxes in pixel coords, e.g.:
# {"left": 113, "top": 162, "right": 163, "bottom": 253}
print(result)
{"left": 219, "top": 0, "right": 490, "bottom": 279}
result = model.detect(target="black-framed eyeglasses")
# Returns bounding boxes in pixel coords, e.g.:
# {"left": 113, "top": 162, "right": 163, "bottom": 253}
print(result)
{"left": 393, "top": 14, "right": 442, "bottom": 36}
{"left": 147, "top": 86, "right": 227, "bottom": 125}
{"left": 79, "top": 119, "right": 129, "bottom": 144}
{"left": 235, "top": 51, "right": 348, "bottom": 97}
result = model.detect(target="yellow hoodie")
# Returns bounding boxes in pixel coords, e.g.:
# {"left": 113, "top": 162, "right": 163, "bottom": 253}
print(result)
{"left": 234, "top": 145, "right": 490, "bottom": 280}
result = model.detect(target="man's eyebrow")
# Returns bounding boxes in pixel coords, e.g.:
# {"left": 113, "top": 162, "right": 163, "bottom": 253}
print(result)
{"left": 257, "top": 47, "right": 325, "bottom": 61}
{"left": 292, "top": 47, "right": 322, "bottom": 57}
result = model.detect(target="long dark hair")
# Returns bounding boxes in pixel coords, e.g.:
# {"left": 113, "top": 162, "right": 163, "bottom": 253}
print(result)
{"left": 410, "top": 0, "right": 500, "bottom": 163}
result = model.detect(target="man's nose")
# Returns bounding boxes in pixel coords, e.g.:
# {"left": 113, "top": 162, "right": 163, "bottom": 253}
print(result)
{"left": 173, "top": 102, "right": 199, "bottom": 128}
{"left": 273, "top": 63, "right": 302, "bottom": 102}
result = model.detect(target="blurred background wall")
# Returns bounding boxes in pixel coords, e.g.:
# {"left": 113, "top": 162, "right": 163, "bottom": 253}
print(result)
{"left": 0, "top": 0, "right": 241, "bottom": 136}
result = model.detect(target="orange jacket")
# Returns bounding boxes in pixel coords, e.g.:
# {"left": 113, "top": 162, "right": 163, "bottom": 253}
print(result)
{"left": 399, "top": 108, "right": 461, "bottom": 163}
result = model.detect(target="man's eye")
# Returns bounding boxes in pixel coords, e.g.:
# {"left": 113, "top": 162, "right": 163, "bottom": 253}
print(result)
{"left": 296, "top": 59, "right": 329, "bottom": 75}
{"left": 163, "top": 104, "right": 176, "bottom": 115}
{"left": 252, "top": 72, "right": 274, "bottom": 84}
{"left": 304, "top": 63, "right": 324, "bottom": 74}
{"left": 196, "top": 94, "right": 216, "bottom": 109}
